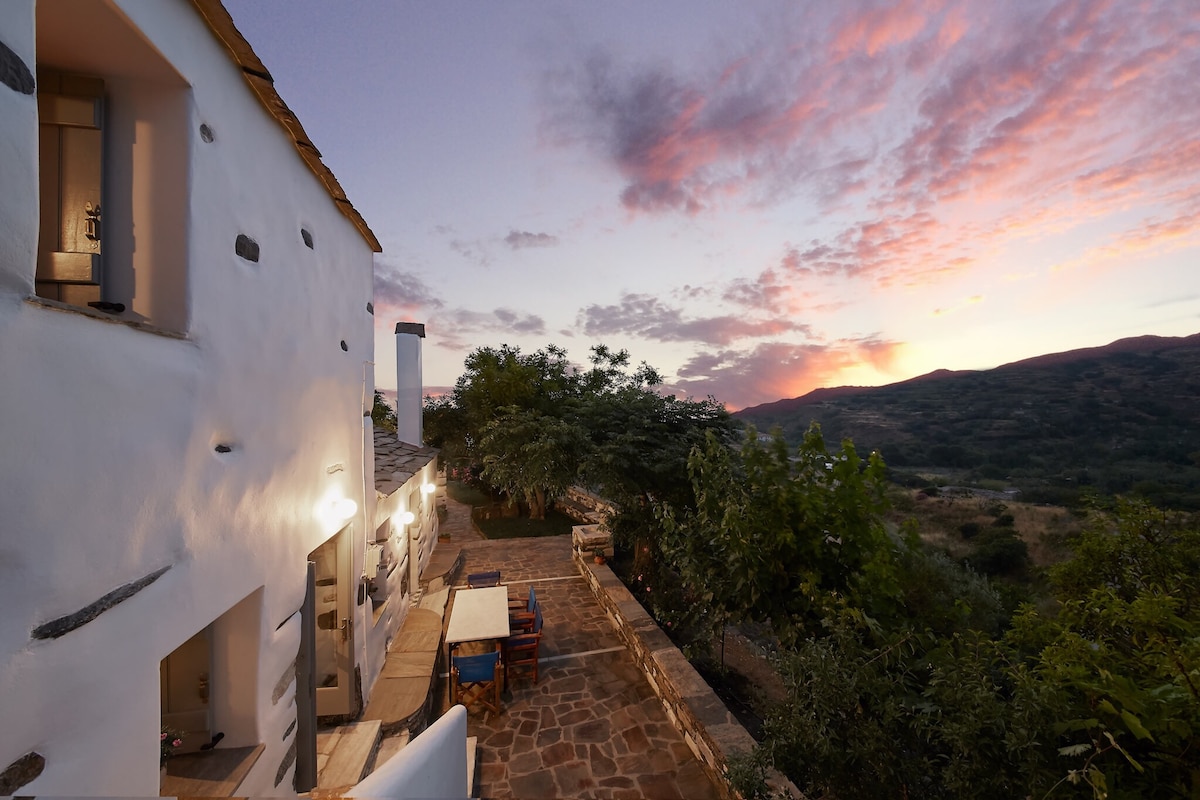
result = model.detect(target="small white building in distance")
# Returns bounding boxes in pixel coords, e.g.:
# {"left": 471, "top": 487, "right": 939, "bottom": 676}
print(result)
{"left": 0, "top": 1, "right": 452, "bottom": 796}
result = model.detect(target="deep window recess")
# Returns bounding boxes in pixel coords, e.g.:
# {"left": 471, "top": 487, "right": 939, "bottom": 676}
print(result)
{"left": 35, "top": 70, "right": 112, "bottom": 311}
{"left": 35, "top": 0, "right": 191, "bottom": 332}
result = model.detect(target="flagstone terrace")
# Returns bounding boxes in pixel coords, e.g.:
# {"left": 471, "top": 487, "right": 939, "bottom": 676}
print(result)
{"left": 318, "top": 494, "right": 786, "bottom": 799}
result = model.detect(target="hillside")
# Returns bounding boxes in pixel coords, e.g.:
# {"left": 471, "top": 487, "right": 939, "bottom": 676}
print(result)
{"left": 735, "top": 333, "right": 1200, "bottom": 509}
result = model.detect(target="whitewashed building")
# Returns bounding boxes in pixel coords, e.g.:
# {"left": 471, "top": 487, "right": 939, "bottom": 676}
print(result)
{"left": 0, "top": 1, "right": 453, "bottom": 796}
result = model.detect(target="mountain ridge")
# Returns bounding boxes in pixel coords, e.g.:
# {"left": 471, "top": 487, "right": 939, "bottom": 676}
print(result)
{"left": 734, "top": 332, "right": 1200, "bottom": 508}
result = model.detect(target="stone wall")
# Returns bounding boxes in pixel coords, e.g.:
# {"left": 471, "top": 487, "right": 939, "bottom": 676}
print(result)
{"left": 558, "top": 485, "right": 617, "bottom": 524}
{"left": 573, "top": 551, "right": 800, "bottom": 800}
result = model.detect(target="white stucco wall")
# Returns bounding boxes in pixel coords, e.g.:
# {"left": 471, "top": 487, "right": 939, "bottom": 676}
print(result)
{"left": 351, "top": 704, "right": 467, "bottom": 800}
{"left": 0, "top": 3, "right": 37, "bottom": 296}
{"left": 0, "top": 1, "right": 377, "bottom": 795}
{"left": 363, "top": 457, "right": 439, "bottom": 695}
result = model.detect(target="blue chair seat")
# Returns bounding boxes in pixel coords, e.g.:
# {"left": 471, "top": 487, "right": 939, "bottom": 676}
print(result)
{"left": 451, "top": 650, "right": 502, "bottom": 714}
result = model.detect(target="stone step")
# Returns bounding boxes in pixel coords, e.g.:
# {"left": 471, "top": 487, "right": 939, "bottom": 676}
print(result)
{"left": 419, "top": 545, "right": 464, "bottom": 594}
{"left": 371, "top": 729, "right": 410, "bottom": 771}
{"left": 314, "top": 719, "right": 381, "bottom": 794}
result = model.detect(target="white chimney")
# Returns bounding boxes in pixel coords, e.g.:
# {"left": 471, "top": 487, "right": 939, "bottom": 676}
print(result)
{"left": 395, "top": 321, "right": 425, "bottom": 445}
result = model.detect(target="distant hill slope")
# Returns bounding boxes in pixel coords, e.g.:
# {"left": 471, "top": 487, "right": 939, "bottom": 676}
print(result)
{"left": 735, "top": 333, "right": 1200, "bottom": 509}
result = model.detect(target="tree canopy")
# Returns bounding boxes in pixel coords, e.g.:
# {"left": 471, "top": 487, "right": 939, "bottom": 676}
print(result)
{"left": 422, "top": 343, "right": 734, "bottom": 519}
{"left": 750, "top": 495, "right": 1200, "bottom": 799}
{"left": 658, "top": 424, "right": 902, "bottom": 647}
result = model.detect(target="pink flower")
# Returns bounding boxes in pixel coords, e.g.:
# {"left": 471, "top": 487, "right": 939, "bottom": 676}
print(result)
{"left": 172, "top": 739, "right": 182, "bottom": 748}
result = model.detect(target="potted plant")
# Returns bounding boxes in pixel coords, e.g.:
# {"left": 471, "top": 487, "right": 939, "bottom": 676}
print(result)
{"left": 593, "top": 548, "right": 606, "bottom": 565}
{"left": 160, "top": 726, "right": 183, "bottom": 779}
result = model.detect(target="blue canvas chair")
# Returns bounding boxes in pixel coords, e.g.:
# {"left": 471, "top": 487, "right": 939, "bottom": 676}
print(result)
{"left": 451, "top": 650, "right": 502, "bottom": 714}
{"left": 509, "top": 585, "right": 537, "bottom": 630}
{"left": 466, "top": 570, "right": 501, "bottom": 588}
{"left": 504, "top": 604, "right": 543, "bottom": 686}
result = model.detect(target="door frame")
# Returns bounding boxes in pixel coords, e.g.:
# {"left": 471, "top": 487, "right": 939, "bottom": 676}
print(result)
{"left": 310, "top": 524, "right": 354, "bottom": 717}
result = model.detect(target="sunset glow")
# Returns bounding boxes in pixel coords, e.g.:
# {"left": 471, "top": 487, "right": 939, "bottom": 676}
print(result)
{"left": 226, "top": 0, "right": 1200, "bottom": 410}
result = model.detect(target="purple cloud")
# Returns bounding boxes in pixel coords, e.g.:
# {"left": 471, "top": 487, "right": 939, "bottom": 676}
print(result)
{"left": 577, "top": 292, "right": 809, "bottom": 346}
{"left": 504, "top": 230, "right": 560, "bottom": 249}
{"left": 543, "top": 0, "right": 1200, "bottom": 288}
{"left": 374, "top": 266, "right": 445, "bottom": 313}
{"left": 429, "top": 307, "right": 547, "bottom": 351}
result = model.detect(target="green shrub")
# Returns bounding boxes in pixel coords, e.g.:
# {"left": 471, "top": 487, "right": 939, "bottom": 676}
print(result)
{"left": 968, "top": 530, "right": 1029, "bottom": 577}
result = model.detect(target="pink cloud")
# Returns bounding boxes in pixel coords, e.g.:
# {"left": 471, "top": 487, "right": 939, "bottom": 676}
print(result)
{"left": 534, "top": 0, "right": 1200, "bottom": 407}
{"left": 830, "top": 0, "right": 942, "bottom": 58}
{"left": 672, "top": 337, "right": 904, "bottom": 410}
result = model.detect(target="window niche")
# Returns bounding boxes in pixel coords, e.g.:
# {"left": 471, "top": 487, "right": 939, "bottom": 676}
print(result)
{"left": 35, "top": 2, "right": 190, "bottom": 332}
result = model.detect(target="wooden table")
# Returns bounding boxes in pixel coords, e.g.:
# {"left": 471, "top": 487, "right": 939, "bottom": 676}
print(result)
{"left": 446, "top": 585, "right": 511, "bottom": 698}
{"left": 446, "top": 585, "right": 510, "bottom": 645}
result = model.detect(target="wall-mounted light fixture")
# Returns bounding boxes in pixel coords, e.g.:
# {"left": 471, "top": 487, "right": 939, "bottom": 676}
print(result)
{"left": 316, "top": 495, "right": 359, "bottom": 531}
{"left": 421, "top": 482, "right": 436, "bottom": 496}
{"left": 331, "top": 497, "right": 358, "bottom": 522}
{"left": 399, "top": 510, "right": 416, "bottom": 526}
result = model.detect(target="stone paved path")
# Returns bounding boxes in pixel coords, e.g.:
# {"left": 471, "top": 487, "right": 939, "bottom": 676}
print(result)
{"left": 439, "top": 536, "right": 722, "bottom": 799}
{"left": 439, "top": 493, "right": 488, "bottom": 542}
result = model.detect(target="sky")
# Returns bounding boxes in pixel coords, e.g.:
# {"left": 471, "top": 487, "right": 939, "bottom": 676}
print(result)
{"left": 223, "top": 0, "right": 1200, "bottom": 411}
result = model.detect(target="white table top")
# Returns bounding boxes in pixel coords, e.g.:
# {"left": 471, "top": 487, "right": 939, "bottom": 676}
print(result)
{"left": 445, "top": 585, "right": 511, "bottom": 644}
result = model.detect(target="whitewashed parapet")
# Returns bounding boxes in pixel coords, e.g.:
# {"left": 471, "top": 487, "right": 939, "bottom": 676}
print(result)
{"left": 573, "top": 550, "right": 800, "bottom": 800}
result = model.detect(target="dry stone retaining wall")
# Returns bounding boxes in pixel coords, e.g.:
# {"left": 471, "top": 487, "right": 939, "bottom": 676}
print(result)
{"left": 573, "top": 550, "right": 800, "bottom": 800}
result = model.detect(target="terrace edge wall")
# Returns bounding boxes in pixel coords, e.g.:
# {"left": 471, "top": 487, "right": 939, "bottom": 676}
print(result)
{"left": 574, "top": 550, "right": 802, "bottom": 800}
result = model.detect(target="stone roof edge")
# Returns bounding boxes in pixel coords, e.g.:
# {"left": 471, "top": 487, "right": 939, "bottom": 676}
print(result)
{"left": 189, "top": 0, "right": 382, "bottom": 253}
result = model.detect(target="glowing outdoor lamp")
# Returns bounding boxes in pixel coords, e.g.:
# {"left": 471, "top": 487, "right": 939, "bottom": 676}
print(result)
{"left": 399, "top": 510, "right": 416, "bottom": 525}
{"left": 421, "top": 482, "right": 436, "bottom": 495}
{"left": 331, "top": 497, "right": 358, "bottom": 522}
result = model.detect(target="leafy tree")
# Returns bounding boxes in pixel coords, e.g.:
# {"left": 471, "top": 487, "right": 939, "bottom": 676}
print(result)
{"left": 371, "top": 390, "right": 397, "bottom": 432}
{"left": 479, "top": 408, "right": 588, "bottom": 519}
{"left": 423, "top": 343, "right": 579, "bottom": 477}
{"left": 764, "top": 613, "right": 1059, "bottom": 800}
{"left": 1006, "top": 499, "right": 1200, "bottom": 798}
{"left": 424, "top": 342, "right": 733, "bottom": 525}
{"left": 658, "top": 424, "right": 901, "bottom": 648}
{"left": 762, "top": 500, "right": 1200, "bottom": 799}
{"left": 967, "top": 529, "right": 1031, "bottom": 577}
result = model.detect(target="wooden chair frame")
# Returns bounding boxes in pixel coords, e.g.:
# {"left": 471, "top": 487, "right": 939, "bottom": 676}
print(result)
{"left": 466, "top": 570, "right": 502, "bottom": 589}
{"left": 504, "top": 605, "right": 543, "bottom": 686}
{"left": 452, "top": 650, "right": 503, "bottom": 714}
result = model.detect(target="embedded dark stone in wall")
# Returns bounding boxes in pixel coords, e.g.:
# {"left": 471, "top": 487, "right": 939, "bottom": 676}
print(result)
{"left": 199, "top": 123, "right": 214, "bottom": 143}
{"left": 0, "top": 39, "right": 35, "bottom": 95}
{"left": 0, "top": 752, "right": 45, "bottom": 795}
{"left": 283, "top": 719, "right": 297, "bottom": 741}
{"left": 275, "top": 739, "right": 297, "bottom": 787}
{"left": 214, "top": 443, "right": 232, "bottom": 453}
{"left": 366, "top": 302, "right": 374, "bottom": 315}
{"left": 340, "top": 340, "right": 348, "bottom": 351}
{"left": 272, "top": 661, "right": 296, "bottom": 705}
{"left": 301, "top": 228, "right": 313, "bottom": 249}
{"left": 31, "top": 565, "right": 171, "bottom": 640}
{"left": 235, "top": 234, "right": 260, "bottom": 262}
